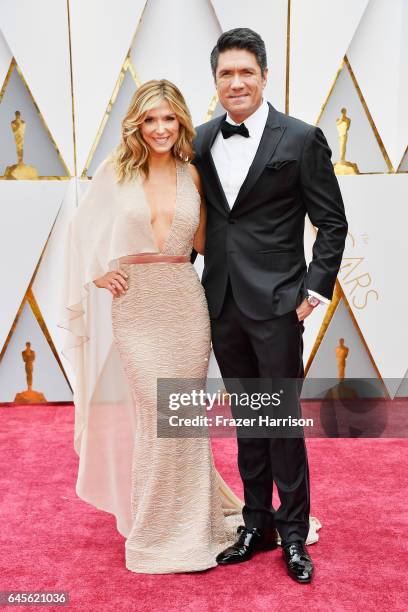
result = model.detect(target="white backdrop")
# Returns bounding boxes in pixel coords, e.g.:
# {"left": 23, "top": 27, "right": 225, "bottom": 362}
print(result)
{"left": 0, "top": 0, "right": 406, "bottom": 401}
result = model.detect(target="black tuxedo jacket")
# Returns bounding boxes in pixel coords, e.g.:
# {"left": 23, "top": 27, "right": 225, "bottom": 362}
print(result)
{"left": 192, "top": 102, "right": 348, "bottom": 320}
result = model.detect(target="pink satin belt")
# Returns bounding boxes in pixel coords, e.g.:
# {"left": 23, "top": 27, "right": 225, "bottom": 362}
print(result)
{"left": 119, "top": 254, "right": 190, "bottom": 264}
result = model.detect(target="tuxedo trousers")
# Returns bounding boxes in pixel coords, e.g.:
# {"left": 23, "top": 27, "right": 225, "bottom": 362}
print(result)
{"left": 210, "top": 280, "right": 310, "bottom": 544}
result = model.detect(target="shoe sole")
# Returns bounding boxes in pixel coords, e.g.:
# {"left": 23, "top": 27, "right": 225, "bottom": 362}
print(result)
{"left": 287, "top": 570, "right": 313, "bottom": 584}
{"left": 216, "top": 543, "right": 278, "bottom": 565}
{"left": 216, "top": 557, "right": 250, "bottom": 565}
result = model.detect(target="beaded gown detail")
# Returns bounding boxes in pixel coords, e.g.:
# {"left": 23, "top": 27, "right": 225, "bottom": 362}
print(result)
{"left": 111, "top": 161, "right": 241, "bottom": 573}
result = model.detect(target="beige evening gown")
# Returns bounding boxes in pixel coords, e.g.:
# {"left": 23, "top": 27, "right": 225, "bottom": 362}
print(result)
{"left": 110, "top": 160, "right": 243, "bottom": 573}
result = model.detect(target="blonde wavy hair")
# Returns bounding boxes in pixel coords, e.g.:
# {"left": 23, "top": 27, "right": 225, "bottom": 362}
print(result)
{"left": 112, "top": 79, "right": 195, "bottom": 182}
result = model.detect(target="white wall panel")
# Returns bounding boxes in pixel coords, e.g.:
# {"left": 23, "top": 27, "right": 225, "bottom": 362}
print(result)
{"left": 290, "top": 0, "right": 369, "bottom": 123}
{"left": 210, "top": 0, "right": 287, "bottom": 112}
{"left": 337, "top": 174, "right": 408, "bottom": 392}
{"left": 305, "top": 299, "right": 378, "bottom": 390}
{"left": 318, "top": 63, "right": 388, "bottom": 173}
{"left": 0, "top": 0, "right": 75, "bottom": 174}
{"left": 88, "top": 68, "right": 138, "bottom": 176}
{"left": 0, "top": 64, "right": 67, "bottom": 176}
{"left": 395, "top": 370, "right": 408, "bottom": 398}
{"left": 0, "top": 30, "right": 12, "bottom": 88}
{"left": 0, "top": 181, "right": 65, "bottom": 352}
{"left": 347, "top": 0, "right": 408, "bottom": 171}
{"left": 69, "top": 0, "right": 147, "bottom": 175}
{"left": 0, "top": 302, "right": 72, "bottom": 402}
{"left": 131, "top": 0, "right": 221, "bottom": 124}
{"left": 398, "top": 148, "right": 408, "bottom": 172}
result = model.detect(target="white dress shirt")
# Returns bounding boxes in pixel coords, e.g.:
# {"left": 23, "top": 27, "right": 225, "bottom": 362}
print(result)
{"left": 211, "top": 98, "right": 269, "bottom": 209}
{"left": 210, "top": 99, "right": 329, "bottom": 305}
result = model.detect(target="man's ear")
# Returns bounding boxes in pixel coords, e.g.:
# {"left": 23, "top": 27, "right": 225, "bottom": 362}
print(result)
{"left": 262, "top": 67, "right": 269, "bottom": 88}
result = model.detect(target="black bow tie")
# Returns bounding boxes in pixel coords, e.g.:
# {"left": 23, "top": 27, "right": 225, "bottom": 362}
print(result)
{"left": 220, "top": 120, "right": 250, "bottom": 139}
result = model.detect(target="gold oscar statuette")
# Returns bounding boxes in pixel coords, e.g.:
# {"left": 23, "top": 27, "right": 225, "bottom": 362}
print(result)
{"left": 333, "top": 108, "right": 359, "bottom": 175}
{"left": 4, "top": 111, "right": 39, "bottom": 179}
{"left": 221, "top": 388, "right": 230, "bottom": 403}
{"left": 324, "top": 337, "right": 356, "bottom": 400}
{"left": 14, "top": 341, "right": 47, "bottom": 403}
{"left": 336, "top": 338, "right": 349, "bottom": 382}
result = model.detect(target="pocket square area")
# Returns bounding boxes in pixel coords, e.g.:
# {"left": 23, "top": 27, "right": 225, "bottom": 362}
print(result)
{"left": 266, "top": 159, "right": 298, "bottom": 170}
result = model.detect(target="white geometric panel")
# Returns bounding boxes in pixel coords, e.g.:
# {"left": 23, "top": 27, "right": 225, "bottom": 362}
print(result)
{"left": 337, "top": 174, "right": 408, "bottom": 394}
{"left": 305, "top": 298, "right": 378, "bottom": 382}
{"left": 0, "top": 0, "right": 74, "bottom": 174}
{"left": 32, "top": 180, "right": 78, "bottom": 386}
{"left": 318, "top": 62, "right": 388, "bottom": 173}
{"left": 0, "top": 63, "right": 67, "bottom": 176}
{"left": 0, "top": 181, "right": 66, "bottom": 353}
{"left": 194, "top": 252, "right": 204, "bottom": 280}
{"left": 303, "top": 302, "right": 389, "bottom": 439}
{"left": 0, "top": 301, "right": 72, "bottom": 402}
{"left": 290, "top": 0, "right": 369, "bottom": 123}
{"left": 398, "top": 147, "right": 408, "bottom": 172}
{"left": 69, "top": 0, "right": 147, "bottom": 175}
{"left": 395, "top": 370, "right": 408, "bottom": 398}
{"left": 88, "top": 67, "right": 138, "bottom": 177}
{"left": 0, "top": 29, "right": 12, "bottom": 88}
{"left": 210, "top": 0, "right": 287, "bottom": 112}
{"left": 207, "top": 349, "right": 222, "bottom": 380}
{"left": 131, "top": 0, "right": 221, "bottom": 124}
{"left": 347, "top": 0, "right": 408, "bottom": 171}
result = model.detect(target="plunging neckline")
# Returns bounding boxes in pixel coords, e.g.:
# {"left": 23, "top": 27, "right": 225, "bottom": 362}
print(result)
{"left": 140, "top": 159, "right": 179, "bottom": 254}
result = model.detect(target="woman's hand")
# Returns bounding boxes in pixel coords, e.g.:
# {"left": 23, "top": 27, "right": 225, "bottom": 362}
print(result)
{"left": 93, "top": 270, "right": 128, "bottom": 297}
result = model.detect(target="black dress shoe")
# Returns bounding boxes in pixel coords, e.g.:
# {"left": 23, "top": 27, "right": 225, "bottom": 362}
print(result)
{"left": 282, "top": 541, "right": 314, "bottom": 583}
{"left": 216, "top": 525, "right": 278, "bottom": 565}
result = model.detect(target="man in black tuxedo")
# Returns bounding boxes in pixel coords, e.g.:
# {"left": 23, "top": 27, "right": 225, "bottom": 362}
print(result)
{"left": 192, "top": 28, "right": 347, "bottom": 583}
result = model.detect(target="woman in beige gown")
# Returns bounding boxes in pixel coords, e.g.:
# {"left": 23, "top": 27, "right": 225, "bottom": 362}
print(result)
{"left": 60, "top": 80, "right": 245, "bottom": 574}
{"left": 60, "top": 79, "right": 320, "bottom": 575}
{"left": 111, "top": 165, "right": 236, "bottom": 573}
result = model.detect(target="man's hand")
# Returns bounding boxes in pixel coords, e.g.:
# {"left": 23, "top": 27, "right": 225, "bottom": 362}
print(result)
{"left": 93, "top": 270, "right": 128, "bottom": 297}
{"left": 296, "top": 298, "right": 315, "bottom": 321}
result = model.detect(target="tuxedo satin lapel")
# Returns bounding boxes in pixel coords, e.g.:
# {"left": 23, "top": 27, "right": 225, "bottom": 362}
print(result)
{"left": 201, "top": 114, "right": 230, "bottom": 215}
{"left": 232, "top": 104, "right": 285, "bottom": 212}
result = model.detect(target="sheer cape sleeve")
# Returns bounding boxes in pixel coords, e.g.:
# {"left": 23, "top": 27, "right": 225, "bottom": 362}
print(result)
{"left": 57, "top": 157, "right": 153, "bottom": 537}
{"left": 59, "top": 156, "right": 160, "bottom": 355}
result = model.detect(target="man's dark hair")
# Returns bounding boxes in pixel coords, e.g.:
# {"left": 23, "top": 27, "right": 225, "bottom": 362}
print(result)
{"left": 210, "top": 28, "right": 267, "bottom": 78}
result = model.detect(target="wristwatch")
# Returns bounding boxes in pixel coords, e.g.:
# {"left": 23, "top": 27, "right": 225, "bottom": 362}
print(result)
{"left": 307, "top": 295, "right": 321, "bottom": 308}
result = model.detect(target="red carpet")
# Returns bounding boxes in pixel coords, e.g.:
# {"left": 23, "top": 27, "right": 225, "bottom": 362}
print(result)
{"left": 1, "top": 404, "right": 407, "bottom": 611}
